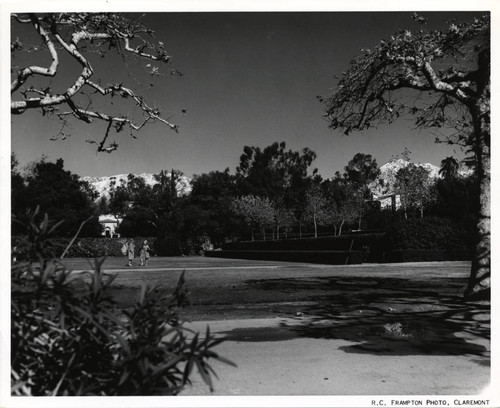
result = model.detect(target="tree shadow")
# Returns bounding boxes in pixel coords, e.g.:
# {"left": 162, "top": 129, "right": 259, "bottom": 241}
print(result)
{"left": 246, "top": 275, "right": 490, "bottom": 358}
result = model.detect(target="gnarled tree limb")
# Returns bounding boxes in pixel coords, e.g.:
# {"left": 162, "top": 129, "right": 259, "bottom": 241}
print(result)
{"left": 11, "top": 12, "right": 181, "bottom": 152}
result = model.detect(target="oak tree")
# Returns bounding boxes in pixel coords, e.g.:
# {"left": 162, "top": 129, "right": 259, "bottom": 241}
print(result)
{"left": 319, "top": 14, "right": 490, "bottom": 299}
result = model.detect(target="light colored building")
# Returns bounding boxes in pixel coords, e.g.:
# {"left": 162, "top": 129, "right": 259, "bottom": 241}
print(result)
{"left": 373, "top": 193, "right": 399, "bottom": 212}
{"left": 98, "top": 214, "right": 122, "bottom": 238}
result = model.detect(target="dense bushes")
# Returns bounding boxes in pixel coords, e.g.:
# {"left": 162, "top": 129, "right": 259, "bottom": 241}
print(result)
{"left": 155, "top": 233, "right": 184, "bottom": 256}
{"left": 12, "top": 236, "right": 157, "bottom": 259}
{"left": 155, "top": 233, "right": 215, "bottom": 256}
{"left": 11, "top": 214, "right": 233, "bottom": 396}
{"left": 12, "top": 232, "right": 214, "bottom": 260}
{"left": 220, "top": 233, "right": 386, "bottom": 263}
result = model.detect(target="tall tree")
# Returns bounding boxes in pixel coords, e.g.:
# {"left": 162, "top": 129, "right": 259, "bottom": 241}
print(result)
{"left": 231, "top": 195, "right": 275, "bottom": 241}
{"left": 319, "top": 14, "right": 490, "bottom": 299}
{"left": 15, "top": 157, "right": 101, "bottom": 237}
{"left": 344, "top": 153, "right": 380, "bottom": 229}
{"left": 273, "top": 203, "right": 296, "bottom": 240}
{"left": 11, "top": 154, "right": 29, "bottom": 232}
{"left": 236, "top": 141, "right": 317, "bottom": 205}
{"left": 110, "top": 171, "right": 185, "bottom": 237}
{"left": 11, "top": 13, "right": 182, "bottom": 152}
{"left": 303, "top": 184, "right": 331, "bottom": 238}
{"left": 184, "top": 169, "right": 241, "bottom": 245}
{"left": 323, "top": 176, "right": 361, "bottom": 236}
{"left": 395, "top": 164, "right": 435, "bottom": 219}
{"left": 439, "top": 156, "right": 460, "bottom": 180}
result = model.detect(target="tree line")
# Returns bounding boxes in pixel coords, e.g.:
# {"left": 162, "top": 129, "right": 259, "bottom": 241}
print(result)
{"left": 11, "top": 143, "right": 479, "bottom": 255}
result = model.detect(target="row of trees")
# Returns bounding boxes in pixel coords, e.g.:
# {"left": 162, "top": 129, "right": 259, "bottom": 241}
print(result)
{"left": 10, "top": 144, "right": 378, "bottom": 247}
{"left": 12, "top": 143, "right": 479, "bottom": 254}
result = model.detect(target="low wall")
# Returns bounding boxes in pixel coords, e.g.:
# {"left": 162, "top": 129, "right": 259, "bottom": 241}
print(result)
{"left": 222, "top": 234, "right": 385, "bottom": 252}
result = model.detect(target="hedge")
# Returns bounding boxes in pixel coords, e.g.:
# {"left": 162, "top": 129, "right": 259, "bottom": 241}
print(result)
{"left": 222, "top": 233, "right": 385, "bottom": 251}
{"left": 384, "top": 217, "right": 474, "bottom": 252}
{"left": 12, "top": 236, "right": 157, "bottom": 259}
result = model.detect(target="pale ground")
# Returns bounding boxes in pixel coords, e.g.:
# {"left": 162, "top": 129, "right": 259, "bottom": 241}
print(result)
{"left": 181, "top": 317, "right": 490, "bottom": 396}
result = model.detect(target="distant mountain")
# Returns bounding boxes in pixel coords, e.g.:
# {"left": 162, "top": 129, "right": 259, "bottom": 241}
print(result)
{"left": 380, "top": 158, "right": 440, "bottom": 181}
{"left": 371, "top": 158, "right": 472, "bottom": 208}
{"left": 371, "top": 159, "right": 440, "bottom": 198}
{"left": 81, "top": 172, "right": 192, "bottom": 200}
{"left": 82, "top": 160, "right": 472, "bottom": 204}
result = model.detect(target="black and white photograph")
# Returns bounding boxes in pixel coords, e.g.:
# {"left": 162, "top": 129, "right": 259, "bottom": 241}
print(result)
{"left": 1, "top": 1, "right": 497, "bottom": 407}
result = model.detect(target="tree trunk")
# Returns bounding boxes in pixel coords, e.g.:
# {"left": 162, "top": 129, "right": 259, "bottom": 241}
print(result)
{"left": 464, "top": 99, "right": 490, "bottom": 300}
{"left": 402, "top": 197, "right": 408, "bottom": 220}
{"left": 358, "top": 203, "right": 363, "bottom": 230}
{"left": 313, "top": 214, "right": 318, "bottom": 238}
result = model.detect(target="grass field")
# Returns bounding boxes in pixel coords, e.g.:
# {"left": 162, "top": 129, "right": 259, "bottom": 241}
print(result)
{"left": 61, "top": 257, "right": 483, "bottom": 317}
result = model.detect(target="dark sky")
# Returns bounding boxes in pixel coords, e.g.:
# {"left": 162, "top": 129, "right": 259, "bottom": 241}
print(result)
{"left": 10, "top": 11, "right": 485, "bottom": 178}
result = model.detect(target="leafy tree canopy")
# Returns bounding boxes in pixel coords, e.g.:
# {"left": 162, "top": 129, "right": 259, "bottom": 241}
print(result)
{"left": 13, "top": 157, "right": 101, "bottom": 237}
{"left": 236, "top": 141, "right": 317, "bottom": 204}
{"left": 319, "top": 13, "right": 489, "bottom": 147}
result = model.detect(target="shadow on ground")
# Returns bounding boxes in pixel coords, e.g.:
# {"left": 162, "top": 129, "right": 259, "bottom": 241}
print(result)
{"left": 236, "top": 276, "right": 491, "bottom": 358}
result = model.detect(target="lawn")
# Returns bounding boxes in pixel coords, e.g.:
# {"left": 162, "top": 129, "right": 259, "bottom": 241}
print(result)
{"left": 61, "top": 257, "right": 486, "bottom": 319}
{"left": 61, "top": 256, "right": 490, "bottom": 357}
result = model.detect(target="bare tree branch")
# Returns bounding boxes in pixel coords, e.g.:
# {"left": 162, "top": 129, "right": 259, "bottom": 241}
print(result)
{"left": 11, "top": 13, "right": 181, "bottom": 152}
{"left": 11, "top": 14, "right": 59, "bottom": 93}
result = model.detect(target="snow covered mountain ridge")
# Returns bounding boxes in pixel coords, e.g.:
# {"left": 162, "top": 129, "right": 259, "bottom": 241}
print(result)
{"left": 371, "top": 159, "right": 438, "bottom": 199}
{"left": 379, "top": 158, "right": 440, "bottom": 180}
{"left": 372, "top": 158, "right": 472, "bottom": 201}
{"left": 82, "top": 160, "right": 471, "bottom": 201}
{"left": 81, "top": 172, "right": 192, "bottom": 199}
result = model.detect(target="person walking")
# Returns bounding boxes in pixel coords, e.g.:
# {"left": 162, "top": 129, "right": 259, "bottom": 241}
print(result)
{"left": 126, "top": 239, "right": 135, "bottom": 267}
{"left": 140, "top": 239, "right": 151, "bottom": 266}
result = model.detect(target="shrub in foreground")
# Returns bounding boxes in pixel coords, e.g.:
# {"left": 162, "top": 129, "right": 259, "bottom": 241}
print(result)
{"left": 11, "top": 213, "right": 234, "bottom": 396}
